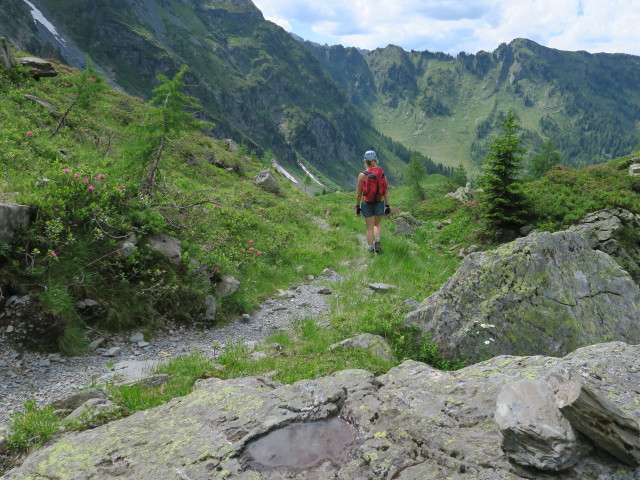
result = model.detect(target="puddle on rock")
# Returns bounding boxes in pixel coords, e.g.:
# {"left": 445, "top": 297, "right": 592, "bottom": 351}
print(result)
{"left": 245, "top": 417, "right": 355, "bottom": 469}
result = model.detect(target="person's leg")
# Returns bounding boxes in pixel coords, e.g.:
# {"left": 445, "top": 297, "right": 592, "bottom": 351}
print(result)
{"left": 373, "top": 215, "right": 383, "bottom": 253}
{"left": 365, "top": 216, "right": 375, "bottom": 247}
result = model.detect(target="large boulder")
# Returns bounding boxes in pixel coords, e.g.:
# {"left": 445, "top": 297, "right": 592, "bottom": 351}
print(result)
{"left": 0, "top": 203, "right": 30, "bottom": 245}
{"left": 568, "top": 208, "right": 640, "bottom": 281}
{"left": 147, "top": 233, "right": 182, "bottom": 265}
{"left": 405, "top": 231, "right": 640, "bottom": 364}
{"left": 253, "top": 168, "right": 281, "bottom": 194}
{"left": 0, "top": 37, "right": 15, "bottom": 70}
{"left": 4, "top": 342, "right": 640, "bottom": 479}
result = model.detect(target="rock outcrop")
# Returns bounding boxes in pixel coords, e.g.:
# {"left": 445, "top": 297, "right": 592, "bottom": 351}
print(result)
{"left": 405, "top": 231, "right": 640, "bottom": 363}
{"left": 568, "top": 208, "right": 640, "bottom": 281}
{"left": 0, "top": 203, "right": 30, "bottom": 245}
{"left": 254, "top": 168, "right": 281, "bottom": 194}
{"left": 4, "top": 342, "right": 640, "bottom": 479}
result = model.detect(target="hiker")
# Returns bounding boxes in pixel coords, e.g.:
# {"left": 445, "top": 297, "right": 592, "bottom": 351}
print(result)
{"left": 355, "top": 150, "right": 390, "bottom": 254}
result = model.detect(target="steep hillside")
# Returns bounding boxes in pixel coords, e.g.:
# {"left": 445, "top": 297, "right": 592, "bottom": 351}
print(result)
{"left": 0, "top": 0, "right": 446, "bottom": 188}
{"left": 306, "top": 38, "right": 640, "bottom": 174}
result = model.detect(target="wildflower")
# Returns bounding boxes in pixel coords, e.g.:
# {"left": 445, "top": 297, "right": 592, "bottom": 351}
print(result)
{"left": 50, "top": 251, "right": 58, "bottom": 257}
{"left": 62, "top": 168, "right": 71, "bottom": 173}
{"left": 74, "top": 174, "right": 81, "bottom": 178}
{"left": 249, "top": 247, "right": 255, "bottom": 252}
{"left": 248, "top": 240, "right": 254, "bottom": 244}
{"left": 82, "top": 178, "right": 90, "bottom": 184}
{"left": 265, "top": 220, "right": 271, "bottom": 223}
{"left": 87, "top": 185, "right": 95, "bottom": 191}
{"left": 30, "top": 67, "right": 38, "bottom": 71}
{"left": 117, "top": 185, "right": 126, "bottom": 190}
{"left": 257, "top": 214, "right": 263, "bottom": 218}
{"left": 26, "top": 132, "right": 34, "bottom": 136}
{"left": 214, "top": 266, "right": 220, "bottom": 271}
{"left": 258, "top": 207, "right": 264, "bottom": 211}
{"left": 98, "top": 174, "right": 106, "bottom": 179}
{"left": 256, "top": 251, "right": 262, "bottom": 255}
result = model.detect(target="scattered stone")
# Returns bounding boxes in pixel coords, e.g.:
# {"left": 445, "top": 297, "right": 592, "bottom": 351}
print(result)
{"left": 317, "top": 287, "right": 332, "bottom": 295}
{"left": 519, "top": 224, "right": 535, "bottom": 236}
{"left": 330, "top": 333, "right": 393, "bottom": 362}
{"left": 367, "top": 283, "right": 397, "bottom": 292}
{"left": 445, "top": 182, "right": 482, "bottom": 203}
{"left": 16, "top": 57, "right": 58, "bottom": 78}
{"left": 253, "top": 168, "right": 281, "bottom": 194}
{"left": 203, "top": 295, "right": 217, "bottom": 321}
{"left": 0, "top": 202, "right": 30, "bottom": 245}
{"left": 6, "top": 325, "right": 14, "bottom": 333}
{"left": 99, "top": 360, "right": 162, "bottom": 385}
{"left": 88, "top": 338, "right": 106, "bottom": 351}
{"left": 49, "top": 389, "right": 108, "bottom": 411}
{"left": 137, "top": 341, "right": 150, "bottom": 348}
{"left": 102, "top": 347, "right": 122, "bottom": 357}
{"left": 65, "top": 398, "right": 119, "bottom": 422}
{"left": 38, "top": 358, "right": 51, "bottom": 367}
{"left": 458, "top": 244, "right": 479, "bottom": 257}
{"left": 214, "top": 274, "right": 240, "bottom": 298}
{"left": 322, "top": 268, "right": 337, "bottom": 277}
{"left": 125, "top": 374, "right": 172, "bottom": 390}
{"left": 129, "top": 332, "right": 145, "bottom": 343}
{"left": 147, "top": 233, "right": 182, "bottom": 265}
{"left": 393, "top": 216, "right": 415, "bottom": 236}
{"left": 117, "top": 233, "right": 137, "bottom": 259}
{"left": 401, "top": 298, "right": 419, "bottom": 311}
{"left": 250, "top": 351, "right": 268, "bottom": 361}
{"left": 241, "top": 314, "right": 251, "bottom": 323}
{"left": 0, "top": 36, "right": 15, "bottom": 70}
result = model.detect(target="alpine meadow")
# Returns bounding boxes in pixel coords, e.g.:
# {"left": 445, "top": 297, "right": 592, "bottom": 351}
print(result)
{"left": 1, "top": 1, "right": 640, "bottom": 478}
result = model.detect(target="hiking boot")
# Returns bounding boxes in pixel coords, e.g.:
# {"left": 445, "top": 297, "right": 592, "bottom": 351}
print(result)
{"left": 369, "top": 247, "right": 376, "bottom": 255}
{"left": 374, "top": 241, "right": 382, "bottom": 254}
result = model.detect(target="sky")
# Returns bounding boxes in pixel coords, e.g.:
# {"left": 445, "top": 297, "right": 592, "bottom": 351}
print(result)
{"left": 251, "top": 0, "right": 640, "bottom": 56}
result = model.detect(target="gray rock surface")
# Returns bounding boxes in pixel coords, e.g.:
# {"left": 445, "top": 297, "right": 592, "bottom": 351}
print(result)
{"left": 214, "top": 274, "right": 240, "bottom": 298}
{"left": 4, "top": 342, "right": 640, "bottom": 479}
{"left": 330, "top": 333, "right": 393, "bottom": 362}
{"left": 147, "top": 233, "right": 182, "bottom": 265}
{"left": 254, "top": 168, "right": 281, "bottom": 194}
{"left": 568, "top": 208, "right": 640, "bottom": 280}
{"left": 0, "top": 37, "right": 15, "bottom": 70}
{"left": 405, "top": 231, "right": 640, "bottom": 363}
{"left": 15, "top": 56, "right": 58, "bottom": 78}
{"left": 495, "top": 377, "right": 592, "bottom": 471}
{"left": 0, "top": 203, "right": 30, "bottom": 245}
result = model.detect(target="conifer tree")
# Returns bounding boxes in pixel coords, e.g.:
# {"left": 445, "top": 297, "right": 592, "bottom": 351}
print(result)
{"left": 478, "top": 110, "right": 528, "bottom": 234}
{"left": 528, "top": 139, "right": 561, "bottom": 179}
{"left": 451, "top": 162, "right": 468, "bottom": 187}
{"left": 139, "top": 66, "right": 210, "bottom": 196}
{"left": 407, "top": 156, "right": 426, "bottom": 201}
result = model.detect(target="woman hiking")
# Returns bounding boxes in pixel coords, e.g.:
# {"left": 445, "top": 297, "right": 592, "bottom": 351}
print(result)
{"left": 355, "top": 150, "right": 390, "bottom": 254}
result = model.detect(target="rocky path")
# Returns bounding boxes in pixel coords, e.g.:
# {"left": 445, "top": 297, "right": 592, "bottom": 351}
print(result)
{"left": 0, "top": 269, "right": 343, "bottom": 428}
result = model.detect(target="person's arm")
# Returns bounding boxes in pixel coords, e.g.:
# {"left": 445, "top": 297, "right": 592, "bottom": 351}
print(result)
{"left": 384, "top": 191, "right": 390, "bottom": 215}
{"left": 355, "top": 173, "right": 365, "bottom": 215}
{"left": 356, "top": 173, "right": 365, "bottom": 205}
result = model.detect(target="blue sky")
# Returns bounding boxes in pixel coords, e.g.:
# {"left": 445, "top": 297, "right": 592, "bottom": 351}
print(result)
{"left": 252, "top": 0, "right": 640, "bottom": 56}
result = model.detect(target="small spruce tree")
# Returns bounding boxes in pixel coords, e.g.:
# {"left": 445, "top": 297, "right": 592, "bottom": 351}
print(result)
{"left": 451, "top": 162, "right": 468, "bottom": 187}
{"left": 478, "top": 110, "right": 528, "bottom": 235}
{"left": 407, "top": 156, "right": 426, "bottom": 201}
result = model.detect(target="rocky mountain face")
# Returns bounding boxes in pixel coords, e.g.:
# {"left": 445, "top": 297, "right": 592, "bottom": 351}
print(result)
{"left": 305, "top": 38, "right": 640, "bottom": 171}
{"left": 0, "top": 0, "right": 444, "bottom": 188}
{"left": 4, "top": 342, "right": 639, "bottom": 479}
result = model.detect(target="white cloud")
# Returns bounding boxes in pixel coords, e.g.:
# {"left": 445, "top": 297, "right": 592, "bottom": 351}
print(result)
{"left": 252, "top": 0, "right": 640, "bottom": 55}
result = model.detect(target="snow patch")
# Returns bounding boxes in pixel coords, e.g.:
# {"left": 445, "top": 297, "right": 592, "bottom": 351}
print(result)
{"left": 298, "top": 160, "right": 326, "bottom": 187}
{"left": 271, "top": 160, "right": 299, "bottom": 184}
{"left": 23, "top": 0, "right": 67, "bottom": 46}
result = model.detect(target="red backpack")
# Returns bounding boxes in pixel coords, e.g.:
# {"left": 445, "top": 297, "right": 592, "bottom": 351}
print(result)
{"left": 362, "top": 166, "right": 388, "bottom": 203}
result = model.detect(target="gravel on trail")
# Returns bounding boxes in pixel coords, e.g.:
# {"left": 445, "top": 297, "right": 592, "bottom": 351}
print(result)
{"left": 0, "top": 270, "right": 343, "bottom": 428}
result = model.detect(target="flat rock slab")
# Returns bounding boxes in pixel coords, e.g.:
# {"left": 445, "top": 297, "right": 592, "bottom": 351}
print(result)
{"left": 98, "top": 360, "right": 163, "bottom": 385}
{"left": 4, "top": 342, "right": 640, "bottom": 479}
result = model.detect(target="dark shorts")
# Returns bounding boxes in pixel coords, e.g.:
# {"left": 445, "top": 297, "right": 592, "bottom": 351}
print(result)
{"left": 361, "top": 201, "right": 385, "bottom": 218}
